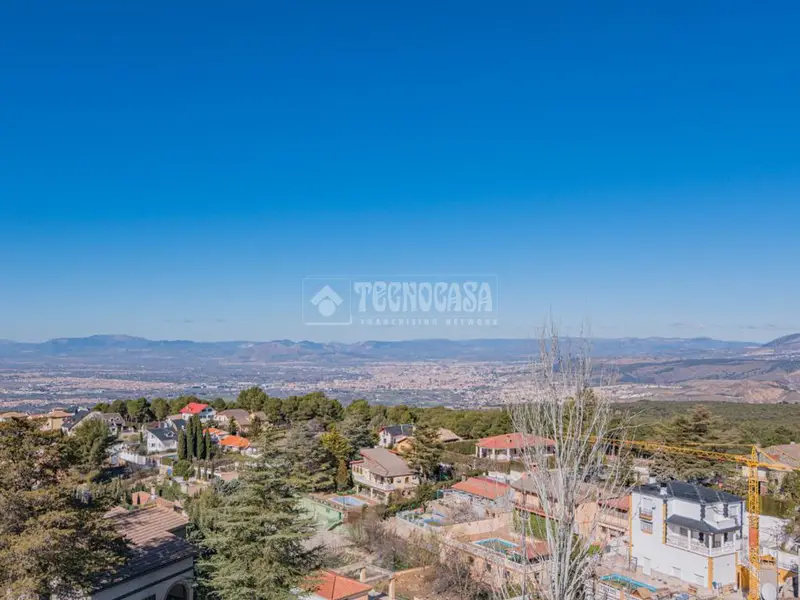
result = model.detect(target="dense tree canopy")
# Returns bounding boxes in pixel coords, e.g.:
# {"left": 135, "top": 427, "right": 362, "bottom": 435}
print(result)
{"left": 0, "top": 418, "right": 128, "bottom": 596}
{"left": 407, "top": 422, "right": 444, "bottom": 482}
{"left": 72, "top": 418, "right": 115, "bottom": 472}
{"left": 195, "top": 425, "right": 322, "bottom": 599}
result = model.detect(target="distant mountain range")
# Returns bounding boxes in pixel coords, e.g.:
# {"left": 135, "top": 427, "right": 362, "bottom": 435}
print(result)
{"left": 0, "top": 333, "right": 781, "bottom": 365}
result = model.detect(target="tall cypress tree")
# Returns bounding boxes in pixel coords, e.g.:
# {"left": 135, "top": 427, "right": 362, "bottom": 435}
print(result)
{"left": 193, "top": 415, "right": 203, "bottom": 460}
{"left": 186, "top": 417, "right": 196, "bottom": 460}
{"left": 197, "top": 424, "right": 321, "bottom": 598}
{"left": 177, "top": 430, "right": 187, "bottom": 461}
{"left": 203, "top": 431, "right": 212, "bottom": 460}
{"left": 197, "top": 428, "right": 206, "bottom": 462}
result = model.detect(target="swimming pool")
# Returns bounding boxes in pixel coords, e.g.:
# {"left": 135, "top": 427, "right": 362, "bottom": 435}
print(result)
{"left": 600, "top": 574, "right": 657, "bottom": 593}
{"left": 329, "top": 495, "right": 367, "bottom": 508}
{"left": 474, "top": 538, "right": 519, "bottom": 555}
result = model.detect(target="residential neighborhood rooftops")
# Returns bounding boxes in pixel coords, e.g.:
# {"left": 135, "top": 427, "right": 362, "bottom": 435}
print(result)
{"left": 451, "top": 476, "right": 510, "bottom": 500}
{"left": 45, "top": 409, "right": 73, "bottom": 418}
{"left": 380, "top": 424, "right": 414, "bottom": 437}
{"left": 147, "top": 427, "right": 179, "bottom": 443}
{"left": 356, "top": 447, "right": 412, "bottom": 477}
{"left": 307, "top": 570, "right": 373, "bottom": 600}
{"left": 180, "top": 402, "right": 210, "bottom": 415}
{"left": 510, "top": 471, "right": 600, "bottom": 499}
{"left": 599, "top": 496, "right": 631, "bottom": 511}
{"left": 219, "top": 434, "right": 250, "bottom": 449}
{"left": 0, "top": 411, "right": 29, "bottom": 419}
{"left": 476, "top": 432, "right": 555, "bottom": 450}
{"left": 205, "top": 427, "right": 228, "bottom": 437}
{"left": 635, "top": 481, "right": 742, "bottom": 504}
{"left": 217, "top": 408, "right": 251, "bottom": 423}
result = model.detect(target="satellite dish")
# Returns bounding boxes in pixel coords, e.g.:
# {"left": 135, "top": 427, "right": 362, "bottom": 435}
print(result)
{"left": 761, "top": 582, "right": 777, "bottom": 600}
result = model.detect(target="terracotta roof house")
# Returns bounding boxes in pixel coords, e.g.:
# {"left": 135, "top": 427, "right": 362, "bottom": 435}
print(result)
{"left": 395, "top": 427, "right": 464, "bottom": 455}
{"left": 219, "top": 434, "right": 251, "bottom": 452}
{"left": 88, "top": 505, "right": 196, "bottom": 600}
{"left": 351, "top": 447, "right": 418, "bottom": 503}
{"left": 204, "top": 427, "right": 229, "bottom": 441}
{"left": 475, "top": 432, "right": 555, "bottom": 462}
{"left": 302, "top": 571, "right": 373, "bottom": 600}
{"left": 451, "top": 476, "right": 512, "bottom": 500}
{"left": 0, "top": 411, "right": 29, "bottom": 421}
{"left": 179, "top": 402, "right": 216, "bottom": 422}
{"left": 445, "top": 476, "right": 513, "bottom": 516}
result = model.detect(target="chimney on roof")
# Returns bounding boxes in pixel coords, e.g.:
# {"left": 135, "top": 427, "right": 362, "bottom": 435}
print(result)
{"left": 150, "top": 486, "right": 157, "bottom": 501}
{"left": 659, "top": 482, "right": 667, "bottom": 496}
{"left": 360, "top": 567, "right": 367, "bottom": 583}
{"left": 648, "top": 475, "right": 657, "bottom": 485}
{"left": 388, "top": 577, "right": 396, "bottom": 600}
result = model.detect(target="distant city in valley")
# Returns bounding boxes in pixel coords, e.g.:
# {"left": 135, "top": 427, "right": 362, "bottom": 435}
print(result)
{"left": 1, "top": 333, "right": 799, "bottom": 411}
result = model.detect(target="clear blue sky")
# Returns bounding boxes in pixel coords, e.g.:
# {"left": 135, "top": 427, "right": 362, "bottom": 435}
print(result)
{"left": 1, "top": 1, "right": 798, "bottom": 343}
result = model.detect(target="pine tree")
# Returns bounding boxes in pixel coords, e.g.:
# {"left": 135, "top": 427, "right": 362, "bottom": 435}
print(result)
{"left": 229, "top": 416, "right": 238, "bottom": 435}
{"left": 285, "top": 423, "right": 336, "bottom": 493}
{"left": 320, "top": 426, "right": 352, "bottom": 464}
{"left": 178, "top": 430, "right": 187, "bottom": 460}
{"left": 651, "top": 406, "right": 732, "bottom": 482}
{"left": 249, "top": 415, "right": 263, "bottom": 440}
{"left": 407, "top": 422, "right": 443, "bottom": 482}
{"left": 197, "top": 424, "right": 322, "bottom": 598}
{"left": 340, "top": 414, "right": 376, "bottom": 457}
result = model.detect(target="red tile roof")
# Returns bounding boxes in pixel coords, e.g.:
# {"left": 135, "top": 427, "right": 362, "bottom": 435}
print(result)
{"left": 310, "top": 571, "right": 373, "bottom": 600}
{"left": 599, "top": 496, "right": 631, "bottom": 511}
{"left": 476, "top": 432, "right": 555, "bottom": 450}
{"left": 219, "top": 435, "right": 250, "bottom": 449}
{"left": 180, "top": 402, "right": 210, "bottom": 415}
{"left": 451, "top": 477, "right": 510, "bottom": 500}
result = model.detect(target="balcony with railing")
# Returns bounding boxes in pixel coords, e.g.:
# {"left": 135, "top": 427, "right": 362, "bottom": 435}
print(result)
{"left": 665, "top": 531, "right": 739, "bottom": 556}
{"left": 353, "top": 472, "right": 395, "bottom": 492}
{"left": 598, "top": 511, "right": 628, "bottom": 531}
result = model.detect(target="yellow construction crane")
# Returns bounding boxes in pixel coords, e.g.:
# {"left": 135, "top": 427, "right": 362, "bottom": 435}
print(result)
{"left": 616, "top": 439, "right": 794, "bottom": 600}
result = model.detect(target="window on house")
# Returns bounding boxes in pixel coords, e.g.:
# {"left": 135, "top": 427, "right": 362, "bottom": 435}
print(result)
{"left": 723, "top": 532, "right": 729, "bottom": 542}
{"left": 679, "top": 527, "right": 688, "bottom": 536}
{"left": 641, "top": 521, "right": 653, "bottom": 534}
{"left": 698, "top": 532, "right": 705, "bottom": 543}
{"left": 143, "top": 595, "right": 156, "bottom": 600}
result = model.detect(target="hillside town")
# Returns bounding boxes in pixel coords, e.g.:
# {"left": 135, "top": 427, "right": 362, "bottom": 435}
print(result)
{"left": 5, "top": 383, "right": 800, "bottom": 600}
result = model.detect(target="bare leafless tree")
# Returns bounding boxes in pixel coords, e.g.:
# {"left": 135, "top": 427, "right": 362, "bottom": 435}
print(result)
{"left": 498, "top": 321, "right": 634, "bottom": 600}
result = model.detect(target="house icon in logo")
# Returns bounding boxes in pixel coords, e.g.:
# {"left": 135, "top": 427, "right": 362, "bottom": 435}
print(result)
{"left": 311, "top": 285, "right": 343, "bottom": 317}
